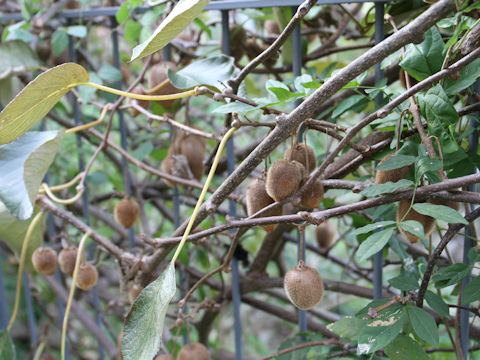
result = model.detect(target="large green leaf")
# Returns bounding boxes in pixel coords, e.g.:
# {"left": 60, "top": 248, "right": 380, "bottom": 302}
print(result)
{"left": 376, "top": 155, "right": 416, "bottom": 171}
{"left": 327, "top": 316, "right": 368, "bottom": 341}
{"left": 422, "top": 85, "right": 459, "bottom": 128}
{"left": 388, "top": 274, "right": 419, "bottom": 291}
{"left": 0, "top": 204, "right": 43, "bottom": 271}
{"left": 0, "top": 40, "right": 40, "bottom": 80}
{"left": 425, "top": 290, "right": 450, "bottom": 317}
{"left": 122, "top": 262, "right": 176, "bottom": 360}
{"left": 384, "top": 335, "right": 429, "bottom": 360}
{"left": 168, "top": 55, "right": 235, "bottom": 90}
{"left": 0, "top": 331, "right": 15, "bottom": 360}
{"left": 412, "top": 203, "right": 468, "bottom": 225}
{"left": 399, "top": 220, "right": 425, "bottom": 242}
{"left": 356, "top": 228, "right": 394, "bottom": 262}
{"left": 361, "top": 179, "right": 414, "bottom": 197}
{"left": 0, "top": 63, "right": 88, "bottom": 144}
{"left": 407, "top": 306, "right": 439, "bottom": 347}
{"left": 462, "top": 276, "right": 480, "bottom": 304}
{"left": 130, "top": 0, "right": 210, "bottom": 61}
{"left": 443, "top": 58, "right": 480, "bottom": 95}
{"left": 0, "top": 130, "right": 63, "bottom": 220}
{"left": 351, "top": 221, "right": 396, "bottom": 236}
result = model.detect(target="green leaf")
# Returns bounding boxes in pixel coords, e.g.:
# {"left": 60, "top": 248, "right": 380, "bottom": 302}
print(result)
{"left": 399, "top": 220, "right": 425, "bottom": 242}
{"left": 388, "top": 274, "right": 419, "bottom": 291}
{"left": 422, "top": 85, "right": 459, "bottom": 128}
{"left": 357, "top": 309, "right": 405, "bottom": 354}
{"left": 332, "top": 94, "right": 368, "bottom": 119}
{"left": 66, "top": 25, "right": 87, "bottom": 38}
{"left": 122, "top": 262, "right": 176, "bottom": 360}
{"left": 384, "top": 334, "right": 429, "bottom": 360}
{"left": 268, "top": 87, "right": 304, "bottom": 102}
{"left": 116, "top": 2, "right": 129, "bottom": 23}
{"left": 407, "top": 306, "right": 439, "bottom": 347}
{"left": 212, "top": 102, "right": 256, "bottom": 114}
{"left": 327, "top": 316, "right": 368, "bottom": 341}
{"left": 0, "top": 40, "right": 40, "bottom": 80}
{"left": 356, "top": 228, "right": 394, "bottom": 262}
{"left": 415, "top": 155, "right": 442, "bottom": 179}
{"left": 0, "top": 331, "right": 15, "bottom": 360}
{"left": 399, "top": 27, "right": 444, "bottom": 81}
{"left": 462, "top": 276, "right": 480, "bottom": 304}
{"left": 425, "top": 290, "right": 450, "bottom": 317}
{"left": 377, "top": 155, "right": 416, "bottom": 171}
{"left": 168, "top": 55, "right": 234, "bottom": 90}
{"left": 125, "top": 20, "right": 142, "bottom": 43}
{"left": 132, "top": 142, "right": 154, "bottom": 161}
{"left": 443, "top": 58, "right": 480, "bottom": 95}
{"left": 412, "top": 203, "right": 468, "bottom": 225}
{"left": 51, "top": 29, "right": 68, "bottom": 57}
{"left": 0, "top": 63, "right": 89, "bottom": 144}
{"left": 0, "top": 130, "right": 63, "bottom": 219}
{"left": 130, "top": 0, "right": 210, "bottom": 61}
{"left": 433, "top": 263, "right": 471, "bottom": 288}
{"left": 98, "top": 63, "right": 123, "bottom": 83}
{"left": 361, "top": 179, "right": 414, "bottom": 197}
{"left": 351, "top": 221, "right": 396, "bottom": 236}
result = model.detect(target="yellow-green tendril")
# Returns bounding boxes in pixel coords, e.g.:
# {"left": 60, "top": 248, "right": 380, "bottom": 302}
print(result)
{"left": 38, "top": 172, "right": 84, "bottom": 194}
{"left": 42, "top": 183, "right": 84, "bottom": 205}
{"left": 65, "top": 105, "right": 110, "bottom": 135}
{"left": 171, "top": 127, "right": 238, "bottom": 264}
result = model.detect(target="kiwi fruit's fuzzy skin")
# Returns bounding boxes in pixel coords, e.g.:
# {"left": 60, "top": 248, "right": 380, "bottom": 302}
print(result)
{"left": 375, "top": 153, "right": 411, "bottom": 185}
{"left": 128, "top": 87, "right": 150, "bottom": 117}
{"left": 76, "top": 263, "right": 99, "bottom": 291}
{"left": 265, "top": 19, "right": 281, "bottom": 35}
{"left": 246, "top": 177, "right": 283, "bottom": 232}
{"left": 58, "top": 248, "right": 79, "bottom": 276}
{"left": 266, "top": 160, "right": 305, "bottom": 202}
{"left": 397, "top": 200, "right": 436, "bottom": 243}
{"left": 175, "top": 133, "right": 206, "bottom": 182}
{"left": 228, "top": 25, "right": 247, "bottom": 62}
{"left": 284, "top": 143, "right": 316, "bottom": 173}
{"left": 284, "top": 261, "right": 324, "bottom": 310}
{"left": 315, "top": 221, "right": 336, "bottom": 249}
{"left": 245, "top": 38, "right": 264, "bottom": 61}
{"left": 32, "top": 247, "right": 58, "bottom": 275}
{"left": 154, "top": 355, "right": 175, "bottom": 360}
{"left": 147, "top": 62, "right": 179, "bottom": 109}
{"left": 177, "top": 342, "right": 210, "bottom": 360}
{"left": 114, "top": 198, "right": 140, "bottom": 228}
{"left": 300, "top": 178, "right": 324, "bottom": 209}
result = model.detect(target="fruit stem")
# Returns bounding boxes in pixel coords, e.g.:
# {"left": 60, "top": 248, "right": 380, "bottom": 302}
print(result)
{"left": 32, "top": 339, "right": 47, "bottom": 360}
{"left": 144, "top": 78, "right": 170, "bottom": 95}
{"left": 61, "top": 230, "right": 92, "bottom": 360}
{"left": 82, "top": 82, "right": 199, "bottom": 101}
{"left": 7, "top": 211, "right": 44, "bottom": 333}
{"left": 38, "top": 172, "right": 84, "bottom": 194}
{"left": 41, "top": 182, "right": 85, "bottom": 205}
{"left": 170, "top": 127, "right": 238, "bottom": 264}
{"left": 64, "top": 104, "right": 110, "bottom": 135}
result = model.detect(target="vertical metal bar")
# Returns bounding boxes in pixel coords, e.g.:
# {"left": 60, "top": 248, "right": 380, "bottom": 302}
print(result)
{"left": 0, "top": 250, "right": 9, "bottom": 330}
{"left": 22, "top": 272, "right": 37, "bottom": 346}
{"left": 222, "top": 10, "right": 243, "bottom": 360}
{"left": 460, "top": 81, "right": 479, "bottom": 359}
{"left": 68, "top": 27, "right": 105, "bottom": 360}
{"left": 373, "top": 2, "right": 385, "bottom": 301}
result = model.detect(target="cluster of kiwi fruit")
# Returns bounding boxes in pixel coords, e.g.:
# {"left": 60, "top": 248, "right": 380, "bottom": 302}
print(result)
{"left": 162, "top": 129, "right": 206, "bottom": 186}
{"left": 32, "top": 245, "right": 98, "bottom": 290}
{"left": 114, "top": 196, "right": 140, "bottom": 228}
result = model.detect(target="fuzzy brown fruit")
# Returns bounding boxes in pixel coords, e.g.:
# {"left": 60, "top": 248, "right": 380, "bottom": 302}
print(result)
{"left": 148, "top": 62, "right": 179, "bottom": 109}
{"left": 32, "top": 247, "right": 58, "bottom": 275}
{"left": 315, "top": 221, "right": 336, "bottom": 249}
{"left": 284, "top": 260, "right": 324, "bottom": 310}
{"left": 265, "top": 19, "right": 281, "bottom": 35}
{"left": 128, "top": 87, "right": 150, "bottom": 117}
{"left": 266, "top": 160, "right": 305, "bottom": 202}
{"left": 58, "top": 248, "right": 79, "bottom": 276}
{"left": 246, "top": 177, "right": 283, "bottom": 232}
{"left": 284, "top": 143, "right": 316, "bottom": 173}
{"left": 396, "top": 200, "right": 436, "bottom": 243}
{"left": 175, "top": 132, "right": 206, "bottom": 182}
{"left": 114, "top": 198, "right": 140, "bottom": 228}
{"left": 375, "top": 153, "right": 411, "bottom": 184}
{"left": 76, "top": 263, "right": 98, "bottom": 290}
{"left": 228, "top": 25, "right": 247, "bottom": 62}
{"left": 154, "top": 355, "right": 175, "bottom": 360}
{"left": 177, "top": 342, "right": 210, "bottom": 360}
{"left": 300, "top": 178, "right": 324, "bottom": 209}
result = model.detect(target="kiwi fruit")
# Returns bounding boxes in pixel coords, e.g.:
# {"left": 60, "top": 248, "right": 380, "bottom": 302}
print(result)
{"left": 162, "top": 152, "right": 193, "bottom": 187}
{"left": 128, "top": 87, "right": 150, "bottom": 117}
{"left": 266, "top": 160, "right": 305, "bottom": 201}
{"left": 228, "top": 25, "right": 247, "bottom": 62}
{"left": 76, "top": 263, "right": 98, "bottom": 291}
{"left": 396, "top": 200, "right": 436, "bottom": 243}
{"left": 114, "top": 198, "right": 140, "bottom": 228}
{"left": 284, "top": 143, "right": 316, "bottom": 173}
{"left": 32, "top": 247, "right": 58, "bottom": 275}
{"left": 147, "top": 62, "right": 179, "bottom": 109}
{"left": 265, "top": 19, "right": 281, "bottom": 35}
{"left": 154, "top": 355, "right": 175, "bottom": 360}
{"left": 245, "top": 38, "right": 264, "bottom": 61}
{"left": 315, "top": 221, "right": 336, "bottom": 249}
{"left": 58, "top": 247, "right": 79, "bottom": 276}
{"left": 175, "top": 132, "right": 206, "bottom": 182}
{"left": 284, "top": 260, "right": 324, "bottom": 310}
{"left": 299, "top": 178, "right": 324, "bottom": 209}
{"left": 177, "top": 342, "right": 210, "bottom": 360}
{"left": 399, "top": 69, "right": 418, "bottom": 89}
{"left": 375, "top": 153, "right": 411, "bottom": 184}
{"left": 246, "top": 177, "right": 283, "bottom": 232}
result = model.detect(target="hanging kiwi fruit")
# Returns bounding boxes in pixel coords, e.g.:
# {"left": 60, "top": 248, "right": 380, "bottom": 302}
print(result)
{"left": 375, "top": 153, "right": 411, "bottom": 184}
{"left": 299, "top": 177, "right": 324, "bottom": 209}
{"left": 315, "top": 221, "right": 336, "bottom": 249}
{"left": 127, "top": 87, "right": 150, "bottom": 117}
{"left": 32, "top": 247, "right": 58, "bottom": 275}
{"left": 284, "top": 143, "right": 316, "bottom": 173}
{"left": 284, "top": 260, "right": 324, "bottom": 310}
{"left": 246, "top": 177, "right": 283, "bottom": 232}
{"left": 76, "top": 263, "right": 99, "bottom": 291}
{"left": 396, "top": 199, "right": 436, "bottom": 243}
{"left": 58, "top": 247, "right": 80, "bottom": 276}
{"left": 147, "top": 62, "right": 179, "bottom": 109}
{"left": 114, "top": 197, "right": 140, "bottom": 228}
{"left": 227, "top": 25, "right": 247, "bottom": 62}
{"left": 174, "top": 131, "right": 206, "bottom": 182}
{"left": 266, "top": 159, "right": 305, "bottom": 201}
{"left": 177, "top": 342, "right": 211, "bottom": 360}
